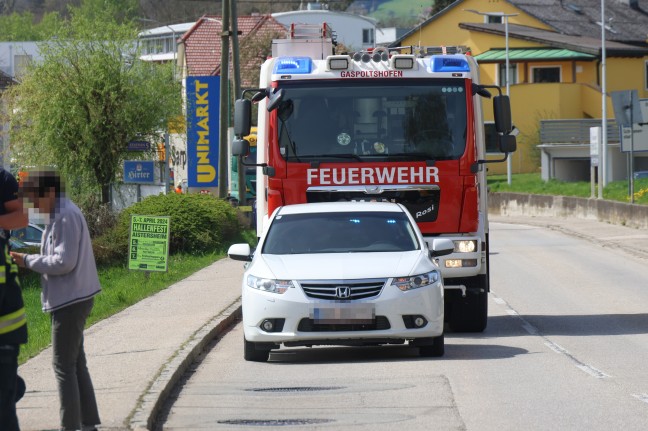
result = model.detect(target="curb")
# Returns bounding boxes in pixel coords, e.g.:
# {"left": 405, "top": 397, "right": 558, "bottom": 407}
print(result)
{"left": 128, "top": 299, "right": 242, "bottom": 431}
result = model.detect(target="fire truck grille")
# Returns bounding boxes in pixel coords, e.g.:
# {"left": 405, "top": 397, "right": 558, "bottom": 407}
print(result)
{"left": 300, "top": 279, "right": 385, "bottom": 300}
{"left": 306, "top": 188, "right": 441, "bottom": 223}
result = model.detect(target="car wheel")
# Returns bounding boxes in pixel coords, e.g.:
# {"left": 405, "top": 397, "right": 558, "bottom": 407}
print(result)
{"left": 419, "top": 334, "right": 444, "bottom": 357}
{"left": 244, "top": 337, "right": 271, "bottom": 362}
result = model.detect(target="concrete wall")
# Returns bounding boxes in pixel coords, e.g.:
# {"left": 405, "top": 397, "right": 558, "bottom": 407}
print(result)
{"left": 489, "top": 192, "right": 648, "bottom": 229}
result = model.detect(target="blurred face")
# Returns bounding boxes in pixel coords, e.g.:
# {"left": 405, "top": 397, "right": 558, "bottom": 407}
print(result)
{"left": 24, "top": 187, "right": 56, "bottom": 215}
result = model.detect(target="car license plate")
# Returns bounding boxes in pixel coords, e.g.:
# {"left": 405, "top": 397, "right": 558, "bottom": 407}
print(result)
{"left": 310, "top": 303, "right": 375, "bottom": 324}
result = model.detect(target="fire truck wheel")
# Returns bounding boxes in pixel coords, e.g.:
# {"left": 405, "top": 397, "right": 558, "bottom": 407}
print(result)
{"left": 448, "top": 277, "right": 488, "bottom": 333}
{"left": 243, "top": 337, "right": 272, "bottom": 362}
{"left": 418, "top": 334, "right": 445, "bottom": 357}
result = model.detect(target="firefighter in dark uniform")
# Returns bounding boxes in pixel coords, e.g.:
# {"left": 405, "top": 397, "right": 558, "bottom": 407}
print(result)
{"left": 0, "top": 167, "right": 28, "bottom": 430}
{"left": 0, "top": 236, "right": 26, "bottom": 430}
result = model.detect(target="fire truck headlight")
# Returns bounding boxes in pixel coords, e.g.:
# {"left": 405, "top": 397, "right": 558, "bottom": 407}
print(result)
{"left": 327, "top": 56, "right": 350, "bottom": 70}
{"left": 247, "top": 275, "right": 292, "bottom": 294}
{"left": 390, "top": 55, "right": 415, "bottom": 70}
{"left": 391, "top": 271, "right": 440, "bottom": 291}
{"left": 454, "top": 240, "right": 477, "bottom": 253}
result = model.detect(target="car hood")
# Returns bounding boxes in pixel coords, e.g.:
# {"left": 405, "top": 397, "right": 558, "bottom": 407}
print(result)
{"left": 254, "top": 251, "right": 433, "bottom": 280}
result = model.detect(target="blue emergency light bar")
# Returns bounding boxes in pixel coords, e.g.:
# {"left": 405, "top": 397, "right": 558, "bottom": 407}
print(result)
{"left": 273, "top": 57, "right": 313, "bottom": 74}
{"left": 429, "top": 56, "right": 470, "bottom": 73}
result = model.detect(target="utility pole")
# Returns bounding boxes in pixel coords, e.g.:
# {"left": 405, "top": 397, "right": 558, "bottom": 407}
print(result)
{"left": 218, "top": 0, "right": 231, "bottom": 199}
{"left": 230, "top": 0, "right": 245, "bottom": 207}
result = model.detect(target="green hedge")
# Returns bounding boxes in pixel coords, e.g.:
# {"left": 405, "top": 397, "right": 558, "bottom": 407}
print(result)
{"left": 93, "top": 193, "right": 240, "bottom": 266}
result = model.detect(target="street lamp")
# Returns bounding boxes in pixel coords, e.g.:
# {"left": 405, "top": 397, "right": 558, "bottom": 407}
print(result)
{"left": 599, "top": 0, "right": 607, "bottom": 199}
{"left": 138, "top": 18, "right": 181, "bottom": 195}
{"left": 465, "top": 9, "right": 518, "bottom": 185}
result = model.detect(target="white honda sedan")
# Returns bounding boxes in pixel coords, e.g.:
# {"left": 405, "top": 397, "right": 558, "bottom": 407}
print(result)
{"left": 227, "top": 201, "right": 454, "bottom": 362}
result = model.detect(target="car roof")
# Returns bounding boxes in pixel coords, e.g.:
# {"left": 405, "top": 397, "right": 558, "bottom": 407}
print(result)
{"left": 276, "top": 201, "right": 406, "bottom": 216}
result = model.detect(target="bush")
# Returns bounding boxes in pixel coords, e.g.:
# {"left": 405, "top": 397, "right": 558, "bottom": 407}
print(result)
{"left": 76, "top": 194, "right": 119, "bottom": 238}
{"left": 111, "top": 193, "right": 240, "bottom": 256}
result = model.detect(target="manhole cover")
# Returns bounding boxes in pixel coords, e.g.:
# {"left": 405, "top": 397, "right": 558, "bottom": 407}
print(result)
{"left": 246, "top": 386, "right": 344, "bottom": 392}
{"left": 218, "top": 419, "right": 334, "bottom": 426}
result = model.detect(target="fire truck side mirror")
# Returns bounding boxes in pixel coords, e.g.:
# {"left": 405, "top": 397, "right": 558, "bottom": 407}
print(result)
{"left": 266, "top": 88, "right": 285, "bottom": 112}
{"left": 498, "top": 134, "right": 517, "bottom": 154}
{"left": 232, "top": 138, "right": 250, "bottom": 157}
{"left": 493, "top": 95, "right": 513, "bottom": 134}
{"left": 234, "top": 99, "right": 252, "bottom": 138}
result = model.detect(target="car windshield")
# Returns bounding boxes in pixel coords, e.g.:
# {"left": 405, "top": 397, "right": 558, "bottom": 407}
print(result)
{"left": 262, "top": 211, "right": 420, "bottom": 254}
{"left": 275, "top": 79, "right": 468, "bottom": 162}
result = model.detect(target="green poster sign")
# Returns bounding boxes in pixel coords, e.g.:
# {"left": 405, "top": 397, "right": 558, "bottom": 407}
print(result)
{"left": 128, "top": 215, "right": 170, "bottom": 272}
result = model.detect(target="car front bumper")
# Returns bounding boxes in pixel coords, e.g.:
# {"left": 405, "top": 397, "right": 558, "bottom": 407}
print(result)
{"left": 242, "top": 280, "right": 444, "bottom": 346}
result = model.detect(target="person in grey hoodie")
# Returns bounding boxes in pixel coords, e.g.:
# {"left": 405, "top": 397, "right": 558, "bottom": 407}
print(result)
{"left": 11, "top": 169, "right": 100, "bottom": 431}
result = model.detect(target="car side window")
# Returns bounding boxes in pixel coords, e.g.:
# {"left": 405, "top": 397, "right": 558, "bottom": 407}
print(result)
{"left": 13, "top": 226, "right": 43, "bottom": 243}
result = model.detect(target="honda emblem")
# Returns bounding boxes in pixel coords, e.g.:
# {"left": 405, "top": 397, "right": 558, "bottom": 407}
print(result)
{"left": 336, "top": 286, "right": 351, "bottom": 299}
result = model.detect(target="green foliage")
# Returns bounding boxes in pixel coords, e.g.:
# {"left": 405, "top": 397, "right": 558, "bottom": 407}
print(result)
{"left": 0, "top": 11, "right": 64, "bottom": 40}
{"left": 93, "top": 194, "right": 241, "bottom": 267}
{"left": 3, "top": 6, "right": 182, "bottom": 203}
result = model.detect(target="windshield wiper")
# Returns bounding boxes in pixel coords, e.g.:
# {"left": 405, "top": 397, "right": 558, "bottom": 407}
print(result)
{"left": 384, "top": 152, "right": 435, "bottom": 161}
{"left": 296, "top": 153, "right": 363, "bottom": 162}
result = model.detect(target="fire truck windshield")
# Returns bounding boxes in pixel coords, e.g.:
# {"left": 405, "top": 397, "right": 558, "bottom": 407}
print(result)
{"left": 275, "top": 80, "right": 468, "bottom": 162}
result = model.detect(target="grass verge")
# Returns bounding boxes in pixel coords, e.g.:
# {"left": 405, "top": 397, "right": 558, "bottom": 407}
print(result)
{"left": 487, "top": 173, "right": 648, "bottom": 205}
{"left": 18, "top": 230, "right": 257, "bottom": 365}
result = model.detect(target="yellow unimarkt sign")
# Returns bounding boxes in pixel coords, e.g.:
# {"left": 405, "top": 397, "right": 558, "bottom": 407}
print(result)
{"left": 128, "top": 215, "right": 170, "bottom": 272}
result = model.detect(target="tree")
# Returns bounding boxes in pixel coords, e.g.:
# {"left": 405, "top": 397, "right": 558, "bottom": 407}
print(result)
{"left": 3, "top": 3, "right": 182, "bottom": 203}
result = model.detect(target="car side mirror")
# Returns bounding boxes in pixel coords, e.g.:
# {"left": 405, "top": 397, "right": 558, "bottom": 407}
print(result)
{"left": 228, "top": 243, "right": 253, "bottom": 262}
{"left": 429, "top": 238, "right": 454, "bottom": 258}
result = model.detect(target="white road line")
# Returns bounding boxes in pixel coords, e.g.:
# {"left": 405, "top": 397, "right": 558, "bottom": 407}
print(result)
{"left": 632, "top": 394, "right": 648, "bottom": 404}
{"left": 491, "top": 292, "right": 611, "bottom": 379}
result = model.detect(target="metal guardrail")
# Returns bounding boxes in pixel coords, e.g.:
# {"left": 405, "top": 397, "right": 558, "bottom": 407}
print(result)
{"left": 540, "top": 119, "right": 619, "bottom": 144}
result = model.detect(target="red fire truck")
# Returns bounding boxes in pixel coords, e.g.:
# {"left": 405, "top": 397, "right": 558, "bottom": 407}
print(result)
{"left": 233, "top": 24, "right": 516, "bottom": 332}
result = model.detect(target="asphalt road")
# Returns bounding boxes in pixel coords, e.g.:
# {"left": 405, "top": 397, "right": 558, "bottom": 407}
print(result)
{"left": 157, "top": 221, "right": 648, "bottom": 430}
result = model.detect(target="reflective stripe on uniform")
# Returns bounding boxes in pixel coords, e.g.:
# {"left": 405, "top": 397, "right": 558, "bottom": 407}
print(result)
{"left": 0, "top": 307, "right": 27, "bottom": 335}
{"left": 0, "top": 266, "right": 5, "bottom": 283}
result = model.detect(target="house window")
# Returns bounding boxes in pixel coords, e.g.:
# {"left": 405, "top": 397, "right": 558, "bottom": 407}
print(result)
{"left": 645, "top": 60, "right": 648, "bottom": 90}
{"left": 487, "top": 15, "right": 503, "bottom": 24}
{"left": 498, "top": 63, "right": 518, "bottom": 87}
{"left": 362, "top": 28, "right": 374, "bottom": 45}
{"left": 532, "top": 66, "right": 561, "bottom": 83}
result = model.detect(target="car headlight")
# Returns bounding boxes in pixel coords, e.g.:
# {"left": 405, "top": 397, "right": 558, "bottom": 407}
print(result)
{"left": 246, "top": 275, "right": 292, "bottom": 294}
{"left": 391, "top": 270, "right": 440, "bottom": 291}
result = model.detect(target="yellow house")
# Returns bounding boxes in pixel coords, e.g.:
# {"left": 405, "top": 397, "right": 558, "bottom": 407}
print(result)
{"left": 392, "top": 0, "right": 648, "bottom": 180}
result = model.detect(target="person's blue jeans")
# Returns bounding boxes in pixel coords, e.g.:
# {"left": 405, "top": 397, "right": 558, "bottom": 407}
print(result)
{"left": 51, "top": 298, "right": 100, "bottom": 431}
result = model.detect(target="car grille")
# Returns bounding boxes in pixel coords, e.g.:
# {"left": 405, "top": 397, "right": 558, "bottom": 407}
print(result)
{"left": 300, "top": 279, "right": 386, "bottom": 300}
{"left": 298, "top": 316, "right": 391, "bottom": 332}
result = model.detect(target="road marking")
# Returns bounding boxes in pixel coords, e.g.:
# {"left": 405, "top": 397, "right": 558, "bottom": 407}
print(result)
{"left": 632, "top": 393, "right": 648, "bottom": 404}
{"left": 491, "top": 292, "right": 611, "bottom": 379}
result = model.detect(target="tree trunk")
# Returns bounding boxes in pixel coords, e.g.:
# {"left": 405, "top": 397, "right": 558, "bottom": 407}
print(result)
{"left": 101, "top": 183, "right": 111, "bottom": 206}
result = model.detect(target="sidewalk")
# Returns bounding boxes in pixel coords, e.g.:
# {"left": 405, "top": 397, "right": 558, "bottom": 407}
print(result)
{"left": 17, "top": 257, "right": 245, "bottom": 431}
{"left": 16, "top": 215, "right": 648, "bottom": 431}
{"left": 490, "top": 214, "right": 648, "bottom": 261}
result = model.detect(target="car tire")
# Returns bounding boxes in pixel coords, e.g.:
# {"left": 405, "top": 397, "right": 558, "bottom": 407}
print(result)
{"left": 244, "top": 337, "right": 271, "bottom": 362}
{"left": 419, "top": 334, "right": 444, "bottom": 357}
